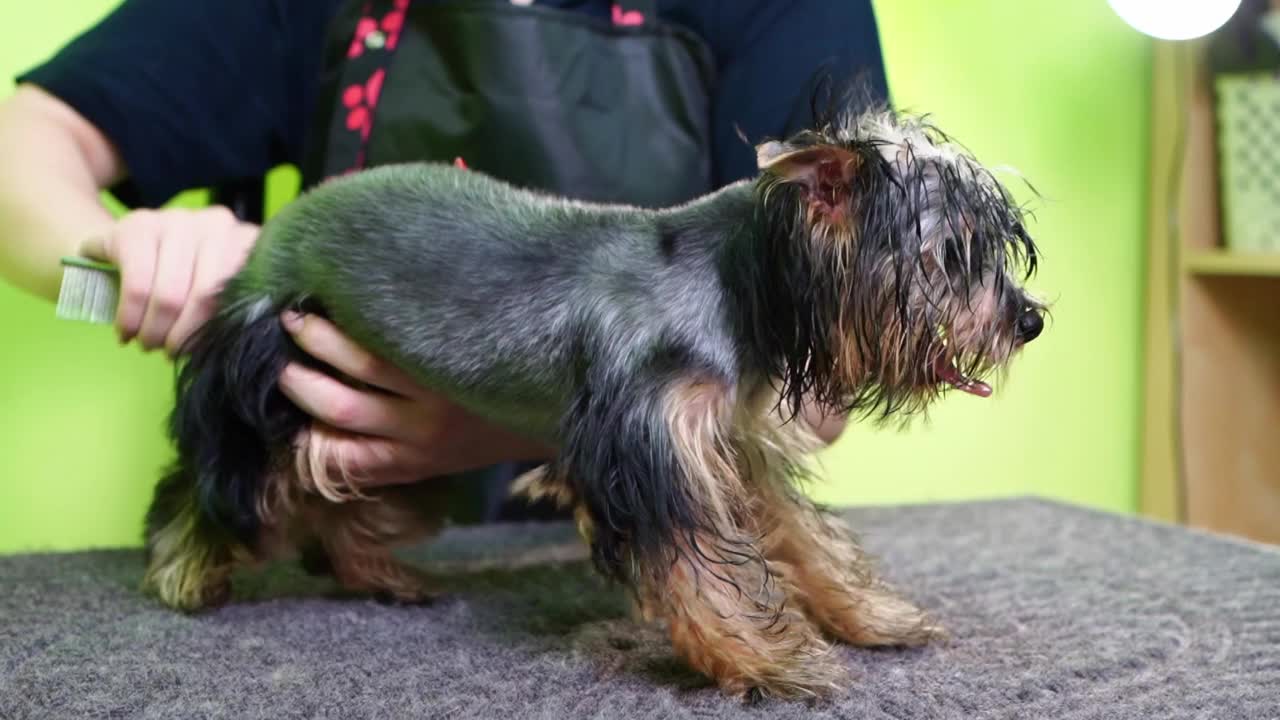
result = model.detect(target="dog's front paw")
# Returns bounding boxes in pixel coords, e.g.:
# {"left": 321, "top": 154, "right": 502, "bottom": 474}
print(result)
{"left": 819, "top": 585, "right": 945, "bottom": 649}
{"left": 666, "top": 591, "right": 848, "bottom": 700}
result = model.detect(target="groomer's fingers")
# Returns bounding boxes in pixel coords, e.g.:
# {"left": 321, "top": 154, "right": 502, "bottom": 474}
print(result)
{"left": 306, "top": 422, "right": 548, "bottom": 488}
{"left": 136, "top": 215, "right": 198, "bottom": 351}
{"left": 307, "top": 430, "right": 435, "bottom": 488}
{"left": 76, "top": 232, "right": 111, "bottom": 263}
{"left": 278, "top": 361, "right": 424, "bottom": 439}
{"left": 165, "top": 214, "right": 259, "bottom": 356}
{"left": 162, "top": 232, "right": 222, "bottom": 357}
{"left": 85, "top": 210, "right": 161, "bottom": 345}
{"left": 281, "top": 312, "right": 422, "bottom": 398}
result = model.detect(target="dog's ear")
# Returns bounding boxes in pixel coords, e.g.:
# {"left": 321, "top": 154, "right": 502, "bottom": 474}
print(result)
{"left": 756, "top": 142, "right": 860, "bottom": 218}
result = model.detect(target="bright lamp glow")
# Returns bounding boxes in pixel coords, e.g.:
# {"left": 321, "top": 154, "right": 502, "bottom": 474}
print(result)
{"left": 1108, "top": 0, "right": 1242, "bottom": 40}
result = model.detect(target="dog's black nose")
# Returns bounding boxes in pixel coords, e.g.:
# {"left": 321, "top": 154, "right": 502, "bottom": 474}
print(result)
{"left": 1018, "top": 308, "right": 1044, "bottom": 343}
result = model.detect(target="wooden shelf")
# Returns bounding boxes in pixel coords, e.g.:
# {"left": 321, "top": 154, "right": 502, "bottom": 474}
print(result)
{"left": 1185, "top": 250, "right": 1280, "bottom": 277}
{"left": 1140, "top": 39, "right": 1280, "bottom": 547}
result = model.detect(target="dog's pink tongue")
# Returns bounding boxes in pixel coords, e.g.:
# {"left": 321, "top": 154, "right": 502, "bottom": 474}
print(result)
{"left": 935, "top": 359, "right": 992, "bottom": 398}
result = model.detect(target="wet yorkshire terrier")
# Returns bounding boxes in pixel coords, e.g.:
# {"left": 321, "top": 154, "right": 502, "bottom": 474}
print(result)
{"left": 141, "top": 90, "right": 1046, "bottom": 699}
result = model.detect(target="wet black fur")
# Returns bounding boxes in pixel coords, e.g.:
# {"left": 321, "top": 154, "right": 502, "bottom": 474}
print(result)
{"left": 146, "top": 299, "right": 311, "bottom": 549}
{"left": 550, "top": 344, "right": 726, "bottom": 582}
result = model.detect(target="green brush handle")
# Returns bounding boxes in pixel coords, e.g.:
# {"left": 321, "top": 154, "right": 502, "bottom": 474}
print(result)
{"left": 60, "top": 256, "right": 119, "bottom": 274}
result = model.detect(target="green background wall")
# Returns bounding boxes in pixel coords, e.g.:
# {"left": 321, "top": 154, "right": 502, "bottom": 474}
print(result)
{"left": 0, "top": 1, "right": 1151, "bottom": 553}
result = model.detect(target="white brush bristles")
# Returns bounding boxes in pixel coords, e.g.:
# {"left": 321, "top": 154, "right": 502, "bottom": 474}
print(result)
{"left": 56, "top": 263, "right": 119, "bottom": 325}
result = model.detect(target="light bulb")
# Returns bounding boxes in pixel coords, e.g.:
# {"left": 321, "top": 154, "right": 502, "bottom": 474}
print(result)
{"left": 1108, "top": 0, "right": 1242, "bottom": 40}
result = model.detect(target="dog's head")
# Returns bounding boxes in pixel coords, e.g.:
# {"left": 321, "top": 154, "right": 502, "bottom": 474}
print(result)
{"left": 753, "top": 102, "right": 1045, "bottom": 423}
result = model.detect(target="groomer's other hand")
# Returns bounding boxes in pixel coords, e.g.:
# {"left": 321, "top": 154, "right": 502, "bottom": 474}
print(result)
{"left": 79, "top": 206, "right": 260, "bottom": 356}
{"left": 278, "top": 312, "right": 556, "bottom": 488}
{"left": 801, "top": 399, "right": 849, "bottom": 446}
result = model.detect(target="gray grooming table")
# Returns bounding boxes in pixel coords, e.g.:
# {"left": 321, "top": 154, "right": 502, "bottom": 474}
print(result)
{"left": 1, "top": 498, "right": 1277, "bottom": 719}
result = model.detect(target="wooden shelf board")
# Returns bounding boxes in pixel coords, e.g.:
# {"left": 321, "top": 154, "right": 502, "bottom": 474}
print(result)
{"left": 1184, "top": 250, "right": 1280, "bottom": 277}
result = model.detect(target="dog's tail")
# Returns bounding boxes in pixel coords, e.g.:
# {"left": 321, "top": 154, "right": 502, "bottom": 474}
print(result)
{"left": 172, "top": 296, "right": 308, "bottom": 537}
{"left": 142, "top": 294, "right": 309, "bottom": 611}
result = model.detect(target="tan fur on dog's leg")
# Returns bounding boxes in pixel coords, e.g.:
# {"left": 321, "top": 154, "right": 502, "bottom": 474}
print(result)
{"left": 641, "top": 378, "right": 845, "bottom": 698}
{"left": 740, "top": 393, "right": 943, "bottom": 649}
{"left": 645, "top": 533, "right": 844, "bottom": 699}
{"left": 141, "top": 464, "right": 257, "bottom": 613}
{"left": 142, "top": 501, "right": 241, "bottom": 612}
{"left": 329, "top": 545, "right": 436, "bottom": 604}
{"left": 308, "top": 484, "right": 449, "bottom": 604}
{"left": 759, "top": 495, "right": 943, "bottom": 647}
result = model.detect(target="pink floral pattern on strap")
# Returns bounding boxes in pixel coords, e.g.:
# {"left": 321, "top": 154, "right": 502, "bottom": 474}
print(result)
{"left": 611, "top": 3, "right": 644, "bottom": 26}
{"left": 336, "top": 0, "right": 410, "bottom": 174}
{"left": 341, "top": 68, "right": 385, "bottom": 141}
{"left": 348, "top": 0, "right": 410, "bottom": 57}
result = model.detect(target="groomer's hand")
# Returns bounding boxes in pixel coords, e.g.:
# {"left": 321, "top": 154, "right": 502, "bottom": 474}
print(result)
{"left": 278, "top": 311, "right": 556, "bottom": 487}
{"left": 79, "top": 206, "right": 260, "bottom": 356}
{"left": 801, "top": 400, "right": 849, "bottom": 445}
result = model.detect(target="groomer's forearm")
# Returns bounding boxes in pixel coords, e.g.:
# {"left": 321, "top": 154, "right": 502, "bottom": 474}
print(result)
{"left": 0, "top": 86, "right": 120, "bottom": 303}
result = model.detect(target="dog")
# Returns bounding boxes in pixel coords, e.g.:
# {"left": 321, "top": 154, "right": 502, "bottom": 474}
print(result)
{"left": 140, "top": 90, "right": 1045, "bottom": 700}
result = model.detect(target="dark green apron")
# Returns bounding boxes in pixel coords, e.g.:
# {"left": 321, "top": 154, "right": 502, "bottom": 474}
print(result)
{"left": 302, "top": 0, "right": 716, "bottom": 206}
{"left": 298, "top": 0, "right": 718, "bottom": 521}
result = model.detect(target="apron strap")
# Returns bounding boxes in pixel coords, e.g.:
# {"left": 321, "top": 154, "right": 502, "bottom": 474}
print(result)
{"left": 319, "top": 0, "right": 410, "bottom": 180}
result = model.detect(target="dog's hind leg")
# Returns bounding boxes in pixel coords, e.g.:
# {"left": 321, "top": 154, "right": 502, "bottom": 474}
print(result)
{"left": 142, "top": 464, "right": 249, "bottom": 612}
{"left": 144, "top": 294, "right": 310, "bottom": 611}
{"left": 306, "top": 482, "right": 449, "bottom": 605}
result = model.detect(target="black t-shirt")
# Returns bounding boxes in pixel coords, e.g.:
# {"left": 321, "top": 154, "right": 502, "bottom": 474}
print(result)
{"left": 16, "top": 0, "right": 889, "bottom": 209}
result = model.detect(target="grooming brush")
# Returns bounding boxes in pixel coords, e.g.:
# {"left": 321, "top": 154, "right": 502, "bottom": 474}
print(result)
{"left": 56, "top": 256, "right": 119, "bottom": 325}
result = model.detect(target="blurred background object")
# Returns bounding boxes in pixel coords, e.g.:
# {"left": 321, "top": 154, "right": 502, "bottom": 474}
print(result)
{"left": 1109, "top": 0, "right": 1244, "bottom": 40}
{"left": 1140, "top": 0, "right": 1280, "bottom": 547}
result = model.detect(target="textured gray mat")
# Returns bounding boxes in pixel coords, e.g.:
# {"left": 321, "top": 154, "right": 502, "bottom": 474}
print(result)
{"left": 1, "top": 498, "right": 1277, "bottom": 719}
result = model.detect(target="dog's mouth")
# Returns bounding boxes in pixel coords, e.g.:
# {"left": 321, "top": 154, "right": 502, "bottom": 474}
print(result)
{"left": 933, "top": 357, "right": 992, "bottom": 398}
